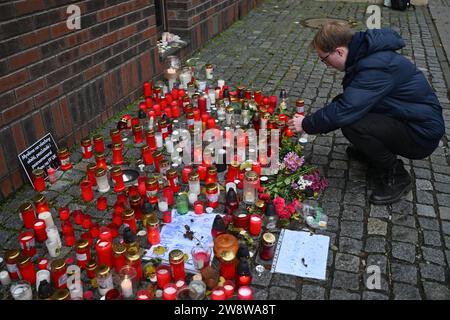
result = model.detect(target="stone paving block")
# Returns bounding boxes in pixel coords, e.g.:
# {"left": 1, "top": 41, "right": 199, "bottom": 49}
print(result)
{"left": 436, "top": 194, "right": 450, "bottom": 207}
{"left": 301, "top": 284, "right": 325, "bottom": 300}
{"left": 329, "top": 289, "right": 360, "bottom": 300}
{"left": 392, "top": 263, "right": 418, "bottom": 285}
{"left": 252, "top": 270, "right": 272, "bottom": 287}
{"left": 422, "top": 282, "right": 450, "bottom": 300}
{"left": 422, "top": 246, "right": 446, "bottom": 265}
{"left": 441, "top": 221, "right": 450, "bottom": 234}
{"left": 392, "top": 242, "right": 417, "bottom": 263}
{"left": 364, "top": 237, "right": 386, "bottom": 254}
{"left": 423, "top": 230, "right": 443, "bottom": 247}
{"left": 340, "top": 221, "right": 364, "bottom": 239}
{"left": 391, "top": 225, "right": 418, "bottom": 244}
{"left": 362, "top": 291, "right": 389, "bottom": 300}
{"left": 416, "top": 192, "right": 435, "bottom": 205}
{"left": 416, "top": 204, "right": 437, "bottom": 217}
{"left": 367, "top": 218, "right": 388, "bottom": 236}
{"left": 335, "top": 253, "right": 360, "bottom": 273}
{"left": 341, "top": 205, "right": 364, "bottom": 221}
{"left": 321, "top": 202, "right": 341, "bottom": 218}
{"left": 332, "top": 271, "right": 360, "bottom": 291}
{"left": 415, "top": 179, "right": 433, "bottom": 191}
{"left": 391, "top": 213, "right": 416, "bottom": 228}
{"left": 419, "top": 263, "right": 446, "bottom": 282}
{"left": 439, "top": 207, "right": 450, "bottom": 220}
{"left": 268, "top": 286, "right": 298, "bottom": 300}
{"left": 391, "top": 201, "right": 414, "bottom": 215}
{"left": 434, "top": 182, "right": 450, "bottom": 194}
{"left": 339, "top": 237, "right": 363, "bottom": 255}
{"left": 322, "top": 188, "right": 342, "bottom": 203}
{"left": 270, "top": 273, "right": 299, "bottom": 290}
{"left": 393, "top": 283, "right": 422, "bottom": 300}
{"left": 55, "top": 194, "right": 74, "bottom": 208}
{"left": 418, "top": 217, "right": 440, "bottom": 231}
{"left": 252, "top": 287, "right": 269, "bottom": 300}
{"left": 412, "top": 167, "right": 432, "bottom": 180}
{"left": 369, "top": 205, "right": 390, "bottom": 219}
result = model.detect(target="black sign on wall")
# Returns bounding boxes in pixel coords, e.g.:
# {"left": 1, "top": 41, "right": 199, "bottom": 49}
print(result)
{"left": 18, "top": 133, "right": 59, "bottom": 187}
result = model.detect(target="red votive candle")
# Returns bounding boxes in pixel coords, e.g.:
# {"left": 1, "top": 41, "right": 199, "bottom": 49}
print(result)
{"left": 171, "top": 102, "right": 180, "bottom": 118}
{"left": 143, "top": 82, "right": 152, "bottom": 98}
{"left": 33, "top": 219, "right": 47, "bottom": 242}
{"left": 211, "top": 286, "right": 226, "bottom": 300}
{"left": 238, "top": 286, "right": 253, "bottom": 300}
{"left": 32, "top": 169, "right": 46, "bottom": 192}
{"left": 90, "top": 223, "right": 100, "bottom": 238}
{"left": 223, "top": 280, "right": 235, "bottom": 299}
{"left": 156, "top": 266, "right": 171, "bottom": 289}
{"left": 163, "top": 283, "right": 177, "bottom": 300}
{"left": 93, "top": 134, "right": 105, "bottom": 154}
{"left": 194, "top": 200, "right": 204, "bottom": 215}
{"left": 207, "top": 118, "right": 216, "bottom": 129}
{"left": 19, "top": 231, "right": 36, "bottom": 257}
{"left": 136, "top": 290, "right": 152, "bottom": 300}
{"left": 198, "top": 165, "right": 207, "bottom": 181}
{"left": 249, "top": 214, "right": 262, "bottom": 236}
{"left": 97, "top": 196, "right": 107, "bottom": 211}
{"left": 72, "top": 210, "right": 83, "bottom": 225}
{"left": 182, "top": 166, "right": 193, "bottom": 184}
{"left": 153, "top": 104, "right": 161, "bottom": 117}
{"left": 133, "top": 125, "right": 144, "bottom": 144}
{"left": 99, "top": 227, "right": 113, "bottom": 243}
{"left": 163, "top": 210, "right": 172, "bottom": 223}
{"left": 82, "top": 214, "right": 92, "bottom": 229}
{"left": 96, "top": 240, "right": 113, "bottom": 268}
{"left": 80, "top": 180, "right": 94, "bottom": 202}
{"left": 38, "top": 258, "right": 49, "bottom": 270}
{"left": 19, "top": 202, "right": 36, "bottom": 229}
{"left": 81, "top": 137, "right": 93, "bottom": 159}
{"left": 112, "top": 143, "right": 124, "bottom": 165}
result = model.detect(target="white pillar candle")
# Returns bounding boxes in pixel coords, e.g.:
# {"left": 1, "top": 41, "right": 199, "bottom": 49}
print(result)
{"left": 46, "top": 225, "right": 61, "bottom": 246}
{"left": 67, "top": 265, "right": 83, "bottom": 300}
{"left": 155, "top": 132, "right": 163, "bottom": 149}
{"left": 11, "top": 282, "right": 33, "bottom": 300}
{"left": 121, "top": 278, "right": 133, "bottom": 298}
{"left": 96, "top": 174, "right": 110, "bottom": 193}
{"left": 217, "top": 79, "right": 225, "bottom": 90}
{"left": 188, "top": 192, "right": 198, "bottom": 205}
{"left": 45, "top": 239, "right": 61, "bottom": 258}
{"left": 36, "top": 270, "right": 50, "bottom": 291}
{"left": 208, "top": 91, "right": 216, "bottom": 105}
{"left": 158, "top": 200, "right": 168, "bottom": 212}
{"left": 165, "top": 138, "right": 174, "bottom": 154}
{"left": 0, "top": 270, "right": 11, "bottom": 286}
{"left": 38, "top": 211, "right": 54, "bottom": 228}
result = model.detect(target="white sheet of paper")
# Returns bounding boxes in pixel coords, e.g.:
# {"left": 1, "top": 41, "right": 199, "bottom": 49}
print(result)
{"left": 143, "top": 210, "right": 216, "bottom": 273}
{"left": 271, "top": 229, "right": 330, "bottom": 280}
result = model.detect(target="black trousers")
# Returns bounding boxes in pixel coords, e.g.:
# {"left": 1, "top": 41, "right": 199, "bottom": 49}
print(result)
{"left": 341, "top": 113, "right": 439, "bottom": 169}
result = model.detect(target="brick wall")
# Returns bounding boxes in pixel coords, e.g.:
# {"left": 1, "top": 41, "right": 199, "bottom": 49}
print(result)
{"left": 0, "top": 0, "right": 259, "bottom": 201}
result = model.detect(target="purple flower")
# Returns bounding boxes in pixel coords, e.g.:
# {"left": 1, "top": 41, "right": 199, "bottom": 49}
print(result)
{"left": 304, "top": 170, "right": 327, "bottom": 192}
{"left": 283, "top": 152, "right": 305, "bottom": 172}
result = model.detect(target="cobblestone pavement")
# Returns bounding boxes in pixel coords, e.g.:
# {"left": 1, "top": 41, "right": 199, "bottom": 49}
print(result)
{"left": 1, "top": 0, "right": 450, "bottom": 300}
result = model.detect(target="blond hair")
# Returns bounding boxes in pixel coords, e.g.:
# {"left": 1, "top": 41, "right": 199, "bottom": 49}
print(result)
{"left": 312, "top": 21, "right": 354, "bottom": 53}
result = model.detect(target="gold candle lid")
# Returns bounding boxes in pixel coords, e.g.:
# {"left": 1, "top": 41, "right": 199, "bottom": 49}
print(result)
{"left": 205, "top": 183, "right": 218, "bottom": 193}
{"left": 112, "top": 143, "right": 122, "bottom": 150}
{"left": 133, "top": 125, "right": 142, "bottom": 131}
{"left": 262, "top": 112, "right": 271, "bottom": 120}
{"left": 123, "top": 208, "right": 135, "bottom": 219}
{"left": 75, "top": 239, "right": 89, "bottom": 250}
{"left": 32, "top": 168, "right": 45, "bottom": 177}
{"left": 33, "top": 193, "right": 46, "bottom": 204}
{"left": 57, "top": 147, "right": 69, "bottom": 156}
{"left": 130, "top": 195, "right": 141, "bottom": 205}
{"left": 93, "top": 134, "right": 103, "bottom": 142}
{"left": 19, "top": 201, "right": 33, "bottom": 212}
{"left": 188, "top": 172, "right": 199, "bottom": 181}
{"left": 95, "top": 167, "right": 106, "bottom": 177}
{"left": 220, "top": 250, "right": 235, "bottom": 262}
{"left": 159, "top": 159, "right": 169, "bottom": 167}
{"left": 205, "top": 63, "right": 213, "bottom": 69}
{"left": 146, "top": 214, "right": 159, "bottom": 227}
{"left": 226, "top": 106, "right": 234, "bottom": 113}
{"left": 52, "top": 288, "right": 70, "bottom": 300}
{"left": 125, "top": 247, "right": 141, "bottom": 262}
{"left": 141, "top": 145, "right": 150, "bottom": 152}
{"left": 111, "top": 166, "right": 122, "bottom": 176}
{"left": 95, "top": 152, "right": 105, "bottom": 159}
{"left": 51, "top": 259, "right": 66, "bottom": 271}
{"left": 159, "top": 119, "right": 167, "bottom": 126}
{"left": 81, "top": 136, "right": 91, "bottom": 146}
{"left": 145, "top": 177, "right": 158, "bottom": 187}
{"left": 96, "top": 264, "right": 111, "bottom": 277}
{"left": 166, "top": 168, "right": 178, "bottom": 178}
{"left": 255, "top": 199, "right": 265, "bottom": 209}
{"left": 17, "top": 255, "right": 31, "bottom": 266}
{"left": 169, "top": 249, "right": 184, "bottom": 263}
{"left": 6, "top": 249, "right": 20, "bottom": 260}
{"left": 153, "top": 150, "right": 162, "bottom": 158}
{"left": 296, "top": 99, "right": 304, "bottom": 107}
{"left": 145, "top": 129, "right": 155, "bottom": 137}
{"left": 244, "top": 170, "right": 258, "bottom": 182}
{"left": 113, "top": 243, "right": 126, "bottom": 255}
{"left": 207, "top": 166, "right": 217, "bottom": 175}
{"left": 86, "top": 259, "right": 97, "bottom": 270}
{"left": 87, "top": 163, "right": 97, "bottom": 171}
{"left": 262, "top": 232, "right": 276, "bottom": 246}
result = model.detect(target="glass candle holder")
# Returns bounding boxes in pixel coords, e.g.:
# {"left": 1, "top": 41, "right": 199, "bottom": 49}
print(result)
{"left": 19, "top": 231, "right": 36, "bottom": 257}
{"left": 125, "top": 248, "right": 142, "bottom": 282}
{"left": 95, "top": 152, "right": 107, "bottom": 170}
{"left": 249, "top": 214, "right": 262, "bottom": 236}
{"left": 47, "top": 167, "right": 57, "bottom": 184}
{"left": 110, "top": 128, "right": 122, "bottom": 145}
{"left": 34, "top": 193, "right": 50, "bottom": 213}
{"left": 112, "top": 243, "right": 127, "bottom": 273}
{"left": 155, "top": 132, "right": 163, "bottom": 149}
{"left": 243, "top": 170, "right": 258, "bottom": 204}
{"left": 146, "top": 215, "right": 160, "bottom": 246}
{"left": 132, "top": 125, "right": 144, "bottom": 144}
{"left": 96, "top": 240, "right": 113, "bottom": 269}
{"left": 81, "top": 136, "right": 93, "bottom": 159}
{"left": 145, "top": 129, "right": 157, "bottom": 150}
{"left": 33, "top": 219, "right": 47, "bottom": 242}
{"left": 153, "top": 150, "right": 163, "bottom": 173}
{"left": 141, "top": 145, "right": 153, "bottom": 166}
{"left": 223, "top": 280, "right": 235, "bottom": 299}
{"left": 86, "top": 163, "right": 97, "bottom": 186}
{"left": 111, "top": 167, "right": 126, "bottom": 193}
{"left": 122, "top": 208, "right": 137, "bottom": 234}
{"left": 112, "top": 143, "right": 124, "bottom": 165}
{"left": 191, "top": 244, "right": 211, "bottom": 271}
{"left": 238, "top": 286, "right": 253, "bottom": 300}
{"left": 156, "top": 265, "right": 171, "bottom": 289}
{"left": 119, "top": 265, "right": 138, "bottom": 299}
{"left": 19, "top": 202, "right": 36, "bottom": 229}
{"left": 259, "top": 232, "right": 276, "bottom": 261}
{"left": 188, "top": 192, "right": 197, "bottom": 206}
{"left": 75, "top": 239, "right": 91, "bottom": 269}
{"left": 219, "top": 250, "right": 236, "bottom": 280}
{"left": 97, "top": 196, "right": 107, "bottom": 211}
{"left": 166, "top": 168, "right": 180, "bottom": 193}
{"left": 80, "top": 180, "right": 94, "bottom": 202}
{"left": 182, "top": 166, "right": 193, "bottom": 183}
{"left": 211, "top": 286, "right": 226, "bottom": 300}
{"left": 96, "top": 264, "right": 114, "bottom": 296}
{"left": 32, "top": 168, "right": 46, "bottom": 192}
{"left": 38, "top": 210, "right": 55, "bottom": 228}
{"left": 206, "top": 183, "right": 219, "bottom": 208}
{"left": 93, "top": 134, "right": 105, "bottom": 153}
{"left": 145, "top": 177, "right": 159, "bottom": 204}
{"left": 163, "top": 283, "right": 177, "bottom": 300}
{"left": 169, "top": 249, "right": 185, "bottom": 281}
{"left": 57, "top": 147, "right": 72, "bottom": 171}
{"left": 82, "top": 214, "right": 92, "bottom": 229}
{"left": 159, "top": 159, "right": 170, "bottom": 176}
{"left": 194, "top": 200, "right": 204, "bottom": 215}
{"left": 163, "top": 209, "right": 172, "bottom": 223}
{"left": 176, "top": 192, "right": 189, "bottom": 215}
{"left": 51, "top": 259, "right": 67, "bottom": 289}
{"left": 11, "top": 280, "right": 33, "bottom": 300}
{"left": 188, "top": 172, "right": 200, "bottom": 195}
{"left": 95, "top": 167, "right": 110, "bottom": 193}
{"left": 17, "top": 255, "right": 36, "bottom": 285}
{"left": 205, "top": 166, "right": 218, "bottom": 185}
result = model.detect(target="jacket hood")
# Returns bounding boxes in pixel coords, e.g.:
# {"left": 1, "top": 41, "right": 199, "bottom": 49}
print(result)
{"left": 345, "top": 28, "right": 406, "bottom": 70}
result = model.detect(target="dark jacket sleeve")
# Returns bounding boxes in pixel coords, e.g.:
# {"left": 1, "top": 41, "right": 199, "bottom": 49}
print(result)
{"left": 302, "top": 69, "right": 395, "bottom": 134}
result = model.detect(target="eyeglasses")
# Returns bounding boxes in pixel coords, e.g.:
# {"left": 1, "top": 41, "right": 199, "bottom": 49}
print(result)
{"left": 319, "top": 52, "right": 332, "bottom": 63}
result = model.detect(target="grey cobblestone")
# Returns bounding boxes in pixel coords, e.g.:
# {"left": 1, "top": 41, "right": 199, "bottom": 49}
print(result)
{"left": 439, "top": 207, "right": 450, "bottom": 220}
{"left": 341, "top": 205, "right": 364, "bottom": 221}
{"left": 392, "top": 242, "right": 417, "bottom": 263}
{"left": 423, "top": 230, "right": 443, "bottom": 247}
{"left": 391, "top": 213, "right": 416, "bottom": 228}
{"left": 367, "top": 218, "right": 388, "bottom": 236}
{"left": 270, "top": 274, "right": 299, "bottom": 290}
{"left": 329, "top": 289, "right": 360, "bottom": 300}
{"left": 419, "top": 263, "right": 447, "bottom": 282}
{"left": 332, "top": 271, "right": 360, "bottom": 291}
{"left": 422, "top": 282, "right": 450, "bottom": 299}
{"left": 268, "top": 287, "right": 298, "bottom": 300}
{"left": 335, "top": 253, "right": 360, "bottom": 273}
{"left": 416, "top": 204, "right": 437, "bottom": 217}
{"left": 422, "top": 247, "right": 446, "bottom": 265}
{"left": 339, "top": 237, "right": 363, "bottom": 255}
{"left": 393, "top": 283, "right": 422, "bottom": 300}
{"left": 340, "top": 221, "right": 364, "bottom": 239}
{"left": 391, "top": 263, "right": 418, "bottom": 285}
{"left": 392, "top": 225, "right": 418, "bottom": 244}
{"left": 301, "top": 284, "right": 325, "bottom": 300}
{"left": 362, "top": 291, "right": 389, "bottom": 300}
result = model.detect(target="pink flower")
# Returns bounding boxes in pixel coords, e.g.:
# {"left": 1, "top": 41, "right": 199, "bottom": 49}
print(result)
{"left": 259, "top": 193, "right": 270, "bottom": 201}
{"left": 278, "top": 208, "right": 292, "bottom": 219}
{"left": 273, "top": 196, "right": 286, "bottom": 215}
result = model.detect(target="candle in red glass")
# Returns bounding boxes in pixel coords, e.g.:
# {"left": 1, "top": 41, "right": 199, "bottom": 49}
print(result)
{"left": 19, "top": 202, "right": 36, "bottom": 229}
{"left": 145, "top": 130, "right": 157, "bottom": 151}
{"left": 198, "top": 96, "right": 207, "bottom": 114}
{"left": 211, "top": 286, "right": 226, "bottom": 300}
{"left": 163, "top": 283, "right": 177, "bottom": 300}
{"left": 161, "top": 186, "right": 173, "bottom": 207}
{"left": 96, "top": 240, "right": 113, "bottom": 268}
{"left": 51, "top": 260, "right": 68, "bottom": 289}
{"left": 193, "top": 108, "right": 201, "bottom": 123}
{"left": 111, "top": 167, "right": 126, "bottom": 193}
{"left": 219, "top": 251, "right": 236, "bottom": 280}
{"left": 113, "top": 243, "right": 126, "bottom": 273}
{"left": 63, "top": 232, "right": 76, "bottom": 247}
{"left": 206, "top": 183, "right": 219, "bottom": 209}
{"left": 143, "top": 82, "right": 152, "bottom": 98}
{"left": 38, "top": 258, "right": 49, "bottom": 270}
{"left": 126, "top": 248, "right": 142, "bottom": 282}
{"left": 122, "top": 208, "right": 137, "bottom": 233}
{"left": 171, "top": 102, "right": 180, "bottom": 118}
{"left": 156, "top": 265, "right": 171, "bottom": 289}
{"left": 33, "top": 219, "right": 47, "bottom": 242}
{"left": 86, "top": 163, "right": 97, "bottom": 187}
{"left": 136, "top": 290, "right": 152, "bottom": 300}
{"left": 70, "top": 210, "right": 82, "bottom": 225}
{"left": 146, "top": 216, "right": 160, "bottom": 245}
{"left": 238, "top": 286, "right": 253, "bottom": 300}
{"left": 32, "top": 168, "right": 46, "bottom": 192}
{"left": 80, "top": 180, "right": 94, "bottom": 202}
{"left": 194, "top": 200, "right": 204, "bottom": 215}
{"left": 259, "top": 232, "right": 276, "bottom": 261}
{"left": 61, "top": 220, "right": 74, "bottom": 236}
{"left": 159, "top": 119, "right": 169, "bottom": 139}
{"left": 82, "top": 214, "right": 92, "bottom": 229}
{"left": 166, "top": 169, "right": 180, "bottom": 193}
{"left": 57, "top": 147, "right": 73, "bottom": 171}
{"left": 19, "top": 231, "right": 36, "bottom": 257}
{"left": 223, "top": 280, "right": 235, "bottom": 299}
{"left": 75, "top": 239, "right": 91, "bottom": 269}
{"left": 99, "top": 228, "right": 113, "bottom": 242}
{"left": 226, "top": 162, "right": 240, "bottom": 183}
{"left": 132, "top": 125, "right": 144, "bottom": 144}
{"left": 205, "top": 166, "right": 218, "bottom": 185}
{"left": 153, "top": 104, "right": 161, "bottom": 117}
{"left": 169, "top": 249, "right": 185, "bottom": 281}
{"left": 197, "top": 165, "right": 207, "bottom": 181}
{"left": 33, "top": 193, "right": 49, "bottom": 214}
{"left": 251, "top": 162, "right": 261, "bottom": 177}
{"left": 249, "top": 214, "right": 262, "bottom": 236}
{"left": 206, "top": 118, "right": 216, "bottom": 129}
{"left": 97, "top": 196, "right": 107, "bottom": 211}
{"left": 110, "top": 128, "right": 122, "bottom": 146}
{"left": 182, "top": 166, "right": 193, "bottom": 184}
{"left": 95, "top": 153, "right": 107, "bottom": 170}
{"left": 145, "top": 177, "right": 159, "bottom": 204}
{"left": 236, "top": 260, "right": 252, "bottom": 287}
{"left": 163, "top": 210, "right": 172, "bottom": 223}
{"left": 129, "top": 195, "right": 143, "bottom": 221}
{"left": 145, "top": 98, "right": 153, "bottom": 111}
{"left": 112, "top": 143, "right": 124, "bottom": 165}
{"left": 254, "top": 90, "right": 262, "bottom": 104}
{"left": 152, "top": 151, "right": 163, "bottom": 173}
{"left": 81, "top": 137, "right": 93, "bottom": 159}
{"left": 117, "top": 193, "right": 128, "bottom": 206}
{"left": 112, "top": 212, "right": 122, "bottom": 226}
{"left": 93, "top": 134, "right": 105, "bottom": 153}
{"left": 233, "top": 212, "right": 250, "bottom": 229}
{"left": 90, "top": 223, "right": 100, "bottom": 238}
{"left": 18, "top": 256, "right": 36, "bottom": 285}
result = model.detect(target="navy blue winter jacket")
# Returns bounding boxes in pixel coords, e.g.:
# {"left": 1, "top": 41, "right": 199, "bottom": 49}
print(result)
{"left": 302, "top": 28, "right": 445, "bottom": 147}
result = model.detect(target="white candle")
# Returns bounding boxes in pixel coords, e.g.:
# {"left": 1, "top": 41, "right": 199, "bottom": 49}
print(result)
{"left": 217, "top": 79, "right": 225, "bottom": 90}
{"left": 208, "top": 91, "right": 216, "bottom": 105}
{"left": 155, "top": 132, "right": 163, "bottom": 148}
{"left": 165, "top": 138, "right": 174, "bottom": 153}
{"left": 36, "top": 270, "right": 50, "bottom": 291}
{"left": 11, "top": 282, "right": 33, "bottom": 300}
{"left": 38, "top": 211, "right": 54, "bottom": 228}
{"left": 0, "top": 270, "right": 11, "bottom": 286}
{"left": 158, "top": 200, "right": 168, "bottom": 212}
{"left": 188, "top": 192, "right": 198, "bottom": 205}
{"left": 121, "top": 278, "right": 133, "bottom": 298}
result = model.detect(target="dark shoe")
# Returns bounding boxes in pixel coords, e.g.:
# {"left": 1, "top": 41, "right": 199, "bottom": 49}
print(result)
{"left": 369, "top": 160, "right": 412, "bottom": 205}
{"left": 346, "top": 145, "right": 370, "bottom": 163}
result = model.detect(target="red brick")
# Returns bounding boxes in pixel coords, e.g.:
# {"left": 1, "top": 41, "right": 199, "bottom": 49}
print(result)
{"left": 3, "top": 98, "right": 34, "bottom": 125}
{"left": 59, "top": 97, "right": 73, "bottom": 134}
{"left": 0, "top": 69, "right": 29, "bottom": 94}
{"left": 0, "top": 177, "right": 13, "bottom": 199}
{"left": 34, "top": 85, "right": 61, "bottom": 108}
{"left": 121, "top": 66, "right": 129, "bottom": 97}
{"left": 50, "top": 22, "right": 71, "bottom": 39}
{"left": 65, "top": 133, "right": 75, "bottom": 149}
{"left": 83, "top": 64, "right": 105, "bottom": 81}
{"left": 32, "top": 111, "right": 46, "bottom": 139}
{"left": 0, "top": 146, "right": 7, "bottom": 178}
{"left": 15, "top": 78, "right": 46, "bottom": 102}
{"left": 10, "top": 121, "right": 27, "bottom": 154}
{"left": 73, "top": 128, "right": 83, "bottom": 146}
{"left": 9, "top": 48, "right": 41, "bottom": 70}
{"left": 15, "top": 0, "right": 45, "bottom": 15}
{"left": 49, "top": 101, "right": 65, "bottom": 138}
{"left": 10, "top": 169, "right": 24, "bottom": 189}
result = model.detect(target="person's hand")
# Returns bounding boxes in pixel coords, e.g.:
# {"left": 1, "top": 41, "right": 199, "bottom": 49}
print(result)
{"left": 288, "top": 114, "right": 304, "bottom": 134}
